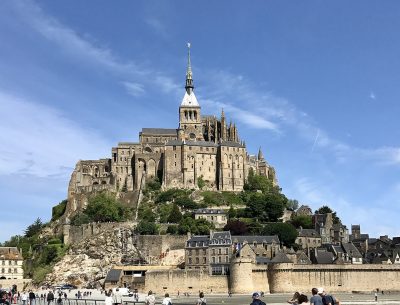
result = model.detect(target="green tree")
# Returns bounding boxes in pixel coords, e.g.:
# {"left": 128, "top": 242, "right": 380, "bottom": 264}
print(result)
{"left": 286, "top": 199, "right": 299, "bottom": 211}
{"left": 70, "top": 212, "right": 91, "bottom": 226}
{"left": 227, "top": 205, "right": 237, "bottom": 219}
{"left": 244, "top": 171, "right": 280, "bottom": 194}
{"left": 25, "top": 218, "right": 43, "bottom": 238}
{"left": 167, "top": 204, "right": 183, "bottom": 223}
{"left": 290, "top": 215, "right": 313, "bottom": 229}
{"left": 315, "top": 205, "right": 341, "bottom": 224}
{"left": 138, "top": 206, "right": 156, "bottom": 222}
{"left": 85, "top": 193, "right": 129, "bottom": 222}
{"left": 177, "top": 216, "right": 214, "bottom": 235}
{"left": 224, "top": 220, "right": 248, "bottom": 235}
{"left": 245, "top": 192, "right": 287, "bottom": 222}
{"left": 197, "top": 176, "right": 206, "bottom": 190}
{"left": 136, "top": 220, "right": 158, "bottom": 235}
{"left": 262, "top": 223, "right": 298, "bottom": 247}
{"left": 166, "top": 225, "right": 178, "bottom": 234}
{"left": 51, "top": 200, "right": 68, "bottom": 221}
{"left": 175, "top": 196, "right": 198, "bottom": 209}
{"left": 146, "top": 178, "right": 161, "bottom": 191}
{"left": 157, "top": 204, "right": 173, "bottom": 223}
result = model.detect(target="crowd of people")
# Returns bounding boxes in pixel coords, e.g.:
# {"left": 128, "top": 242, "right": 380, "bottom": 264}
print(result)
{"left": 287, "top": 287, "right": 341, "bottom": 305}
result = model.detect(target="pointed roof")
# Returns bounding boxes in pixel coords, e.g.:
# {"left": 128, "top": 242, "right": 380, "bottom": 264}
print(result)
{"left": 271, "top": 252, "right": 292, "bottom": 263}
{"left": 181, "top": 91, "right": 199, "bottom": 107}
{"left": 258, "top": 147, "right": 265, "bottom": 160}
{"left": 181, "top": 43, "right": 199, "bottom": 107}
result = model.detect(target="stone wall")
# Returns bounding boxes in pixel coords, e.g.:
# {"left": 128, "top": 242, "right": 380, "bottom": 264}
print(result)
{"left": 63, "top": 222, "right": 136, "bottom": 246}
{"left": 0, "top": 279, "right": 31, "bottom": 290}
{"left": 145, "top": 269, "right": 229, "bottom": 294}
{"left": 266, "top": 263, "right": 400, "bottom": 293}
{"left": 146, "top": 263, "right": 400, "bottom": 295}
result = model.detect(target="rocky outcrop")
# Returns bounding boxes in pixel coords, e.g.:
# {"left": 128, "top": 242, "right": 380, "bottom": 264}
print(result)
{"left": 46, "top": 223, "right": 138, "bottom": 288}
{"left": 45, "top": 223, "right": 186, "bottom": 288}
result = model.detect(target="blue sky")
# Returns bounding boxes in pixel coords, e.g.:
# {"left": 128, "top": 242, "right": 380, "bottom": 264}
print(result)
{"left": 1, "top": 0, "right": 400, "bottom": 242}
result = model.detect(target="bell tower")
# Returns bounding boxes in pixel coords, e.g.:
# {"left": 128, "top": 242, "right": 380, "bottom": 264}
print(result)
{"left": 178, "top": 43, "right": 203, "bottom": 141}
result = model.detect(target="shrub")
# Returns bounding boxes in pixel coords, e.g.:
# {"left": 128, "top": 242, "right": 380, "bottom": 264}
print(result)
{"left": 51, "top": 200, "right": 67, "bottom": 221}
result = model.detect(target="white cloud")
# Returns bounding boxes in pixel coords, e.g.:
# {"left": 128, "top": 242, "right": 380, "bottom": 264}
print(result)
{"left": 201, "top": 98, "right": 279, "bottom": 131}
{"left": 0, "top": 90, "right": 111, "bottom": 177}
{"left": 123, "top": 82, "right": 145, "bottom": 97}
{"left": 370, "top": 91, "right": 376, "bottom": 100}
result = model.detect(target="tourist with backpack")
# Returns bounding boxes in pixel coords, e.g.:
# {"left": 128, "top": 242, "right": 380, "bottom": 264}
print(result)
{"left": 250, "top": 292, "right": 266, "bottom": 305}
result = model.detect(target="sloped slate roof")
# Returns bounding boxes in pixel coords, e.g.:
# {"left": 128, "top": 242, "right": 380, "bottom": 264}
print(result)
{"left": 104, "top": 269, "right": 122, "bottom": 283}
{"left": 298, "top": 228, "right": 320, "bottom": 237}
{"left": 315, "top": 251, "right": 335, "bottom": 264}
{"left": 271, "top": 252, "right": 292, "bottom": 263}
{"left": 232, "top": 235, "right": 280, "bottom": 244}
{"left": 210, "top": 231, "right": 232, "bottom": 245}
{"left": 195, "top": 208, "right": 225, "bottom": 215}
{"left": 342, "top": 242, "right": 363, "bottom": 258}
{"left": 186, "top": 235, "right": 209, "bottom": 247}
{"left": 186, "top": 141, "right": 218, "bottom": 147}
{"left": 141, "top": 128, "right": 177, "bottom": 135}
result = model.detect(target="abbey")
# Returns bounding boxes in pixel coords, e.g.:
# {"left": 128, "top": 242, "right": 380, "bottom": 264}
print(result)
{"left": 67, "top": 46, "right": 276, "bottom": 209}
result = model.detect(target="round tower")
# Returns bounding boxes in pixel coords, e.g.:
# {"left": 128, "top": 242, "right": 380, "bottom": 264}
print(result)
{"left": 267, "top": 262, "right": 294, "bottom": 293}
{"left": 229, "top": 255, "right": 254, "bottom": 294}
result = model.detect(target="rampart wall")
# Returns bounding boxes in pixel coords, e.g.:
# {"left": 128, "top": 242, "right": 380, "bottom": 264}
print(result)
{"left": 145, "top": 269, "right": 229, "bottom": 294}
{"left": 144, "top": 263, "right": 400, "bottom": 294}
{"left": 266, "top": 263, "right": 400, "bottom": 293}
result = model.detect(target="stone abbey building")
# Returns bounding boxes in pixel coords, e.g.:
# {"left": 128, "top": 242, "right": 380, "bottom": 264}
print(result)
{"left": 67, "top": 46, "right": 276, "bottom": 212}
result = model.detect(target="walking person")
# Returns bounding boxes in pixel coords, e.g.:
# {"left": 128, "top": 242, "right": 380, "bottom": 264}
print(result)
{"left": 112, "top": 289, "right": 122, "bottom": 305}
{"left": 250, "top": 292, "right": 266, "bottom": 305}
{"left": 29, "top": 291, "right": 36, "bottom": 305}
{"left": 105, "top": 292, "right": 113, "bottom": 305}
{"left": 310, "top": 288, "right": 323, "bottom": 305}
{"left": 47, "top": 291, "right": 54, "bottom": 305}
{"left": 196, "top": 292, "right": 206, "bottom": 305}
{"left": 21, "top": 292, "right": 28, "bottom": 305}
{"left": 162, "top": 293, "right": 172, "bottom": 305}
{"left": 145, "top": 291, "right": 155, "bottom": 305}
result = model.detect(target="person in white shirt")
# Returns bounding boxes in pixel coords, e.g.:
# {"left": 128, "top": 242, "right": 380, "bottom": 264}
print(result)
{"left": 105, "top": 292, "right": 113, "bottom": 305}
{"left": 21, "top": 292, "right": 28, "bottom": 305}
{"left": 162, "top": 293, "right": 172, "bottom": 305}
{"left": 145, "top": 291, "right": 155, "bottom": 305}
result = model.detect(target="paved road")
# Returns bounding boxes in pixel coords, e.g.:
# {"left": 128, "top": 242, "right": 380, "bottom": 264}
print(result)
{"left": 8, "top": 290, "right": 400, "bottom": 305}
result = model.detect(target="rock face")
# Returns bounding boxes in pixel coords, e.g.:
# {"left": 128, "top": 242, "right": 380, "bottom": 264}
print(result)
{"left": 45, "top": 223, "right": 187, "bottom": 288}
{"left": 46, "top": 223, "right": 139, "bottom": 288}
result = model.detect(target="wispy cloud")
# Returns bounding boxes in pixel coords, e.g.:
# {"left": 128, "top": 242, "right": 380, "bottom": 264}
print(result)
{"left": 145, "top": 18, "right": 169, "bottom": 39}
{"left": 122, "top": 82, "right": 145, "bottom": 97}
{"left": 0, "top": 90, "right": 111, "bottom": 177}
{"left": 370, "top": 91, "right": 376, "bottom": 100}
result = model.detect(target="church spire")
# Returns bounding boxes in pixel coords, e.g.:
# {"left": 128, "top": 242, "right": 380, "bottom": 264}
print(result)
{"left": 185, "top": 42, "right": 194, "bottom": 94}
{"left": 258, "top": 147, "right": 265, "bottom": 160}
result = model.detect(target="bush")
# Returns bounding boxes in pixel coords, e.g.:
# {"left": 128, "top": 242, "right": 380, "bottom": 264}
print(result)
{"left": 32, "top": 265, "right": 52, "bottom": 284}
{"left": 147, "top": 178, "right": 162, "bottom": 191}
{"left": 47, "top": 238, "right": 62, "bottom": 245}
{"left": 70, "top": 213, "right": 91, "bottom": 226}
{"left": 262, "top": 223, "right": 298, "bottom": 247}
{"left": 202, "top": 191, "right": 243, "bottom": 206}
{"left": 51, "top": 200, "right": 67, "bottom": 221}
{"left": 156, "top": 189, "right": 189, "bottom": 204}
{"left": 166, "top": 225, "right": 178, "bottom": 234}
{"left": 136, "top": 221, "right": 158, "bottom": 235}
{"left": 70, "top": 193, "right": 133, "bottom": 225}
